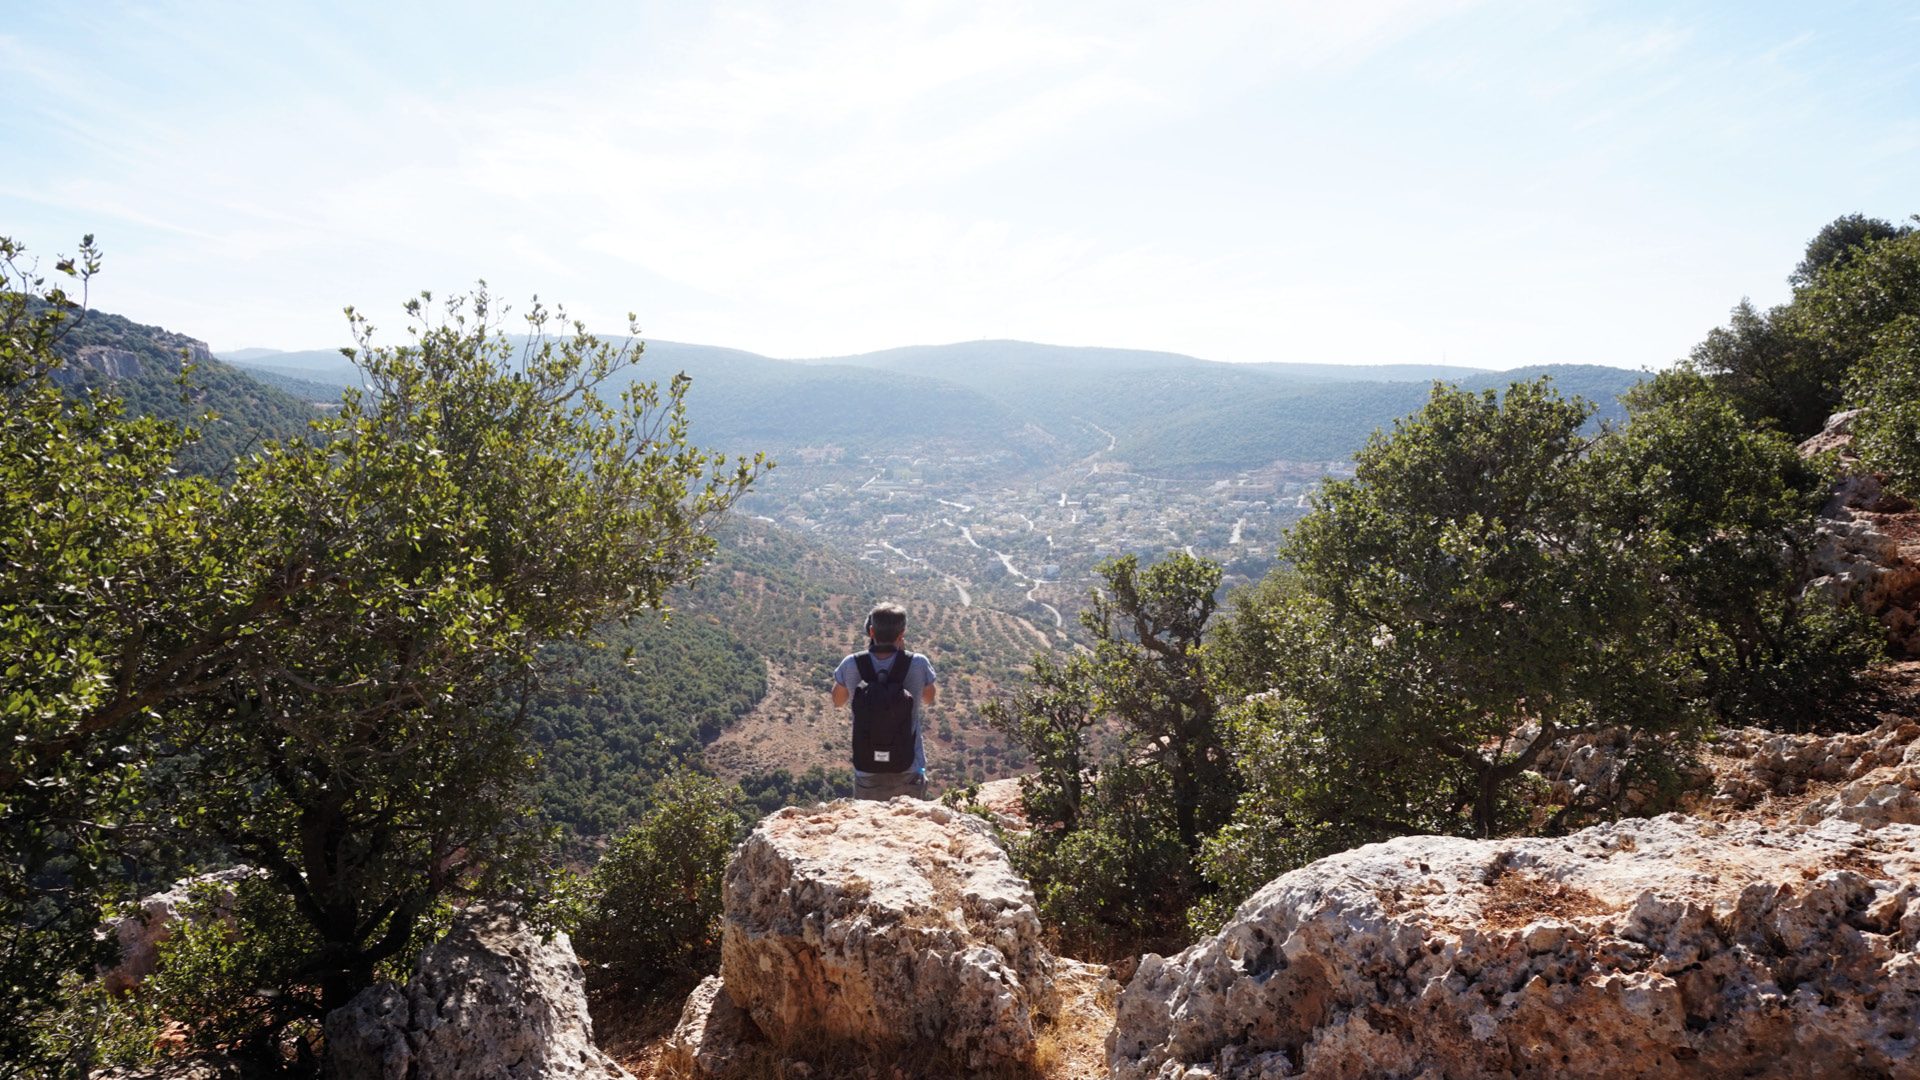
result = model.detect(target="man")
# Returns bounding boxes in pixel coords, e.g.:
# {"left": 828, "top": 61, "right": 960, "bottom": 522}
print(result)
{"left": 832, "top": 601, "right": 937, "bottom": 800}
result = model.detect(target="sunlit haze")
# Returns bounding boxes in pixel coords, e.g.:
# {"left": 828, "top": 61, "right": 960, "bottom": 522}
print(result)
{"left": 4, "top": 1, "right": 1917, "bottom": 368}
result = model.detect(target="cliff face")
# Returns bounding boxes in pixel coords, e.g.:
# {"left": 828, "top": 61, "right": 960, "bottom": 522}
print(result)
{"left": 1109, "top": 814, "right": 1920, "bottom": 1079}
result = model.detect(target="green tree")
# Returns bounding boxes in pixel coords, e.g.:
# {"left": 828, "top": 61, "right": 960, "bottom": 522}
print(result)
{"left": 158, "top": 287, "right": 761, "bottom": 1020}
{"left": 982, "top": 653, "right": 1099, "bottom": 834}
{"left": 0, "top": 236, "right": 246, "bottom": 1074}
{"left": 1686, "top": 299, "right": 1832, "bottom": 438}
{"left": 1265, "top": 380, "right": 1704, "bottom": 839}
{"left": 1850, "top": 315, "right": 1920, "bottom": 497}
{"left": 1598, "top": 370, "right": 1879, "bottom": 727}
{"left": 1789, "top": 227, "right": 1920, "bottom": 372}
{"left": 989, "top": 552, "right": 1226, "bottom": 959}
{"left": 1084, "top": 554, "right": 1228, "bottom": 855}
{"left": 1202, "top": 376, "right": 1879, "bottom": 922}
{"left": 1687, "top": 217, "right": 1920, "bottom": 439}
{"left": 1792, "top": 212, "right": 1913, "bottom": 287}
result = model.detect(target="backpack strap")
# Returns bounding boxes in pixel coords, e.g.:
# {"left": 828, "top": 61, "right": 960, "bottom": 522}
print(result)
{"left": 887, "top": 650, "right": 914, "bottom": 687}
{"left": 854, "top": 650, "right": 913, "bottom": 687}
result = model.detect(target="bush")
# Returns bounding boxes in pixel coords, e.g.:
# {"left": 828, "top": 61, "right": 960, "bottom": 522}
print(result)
{"left": 1850, "top": 315, "right": 1920, "bottom": 500}
{"left": 1008, "top": 760, "right": 1190, "bottom": 961}
{"left": 24, "top": 975, "right": 162, "bottom": 1079}
{"left": 142, "top": 876, "right": 323, "bottom": 1065}
{"left": 565, "top": 773, "right": 743, "bottom": 997}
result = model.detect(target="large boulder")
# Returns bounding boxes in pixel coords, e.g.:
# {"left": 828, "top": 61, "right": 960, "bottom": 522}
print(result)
{"left": 1110, "top": 814, "right": 1920, "bottom": 1079}
{"left": 325, "top": 906, "right": 630, "bottom": 1079}
{"left": 715, "top": 798, "right": 1056, "bottom": 1074}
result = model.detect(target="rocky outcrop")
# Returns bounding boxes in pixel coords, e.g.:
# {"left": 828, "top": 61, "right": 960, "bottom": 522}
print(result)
{"left": 1799, "top": 408, "right": 1866, "bottom": 460}
{"left": 101, "top": 867, "right": 259, "bottom": 994}
{"left": 325, "top": 906, "right": 630, "bottom": 1080}
{"left": 689, "top": 799, "right": 1056, "bottom": 1076}
{"left": 961, "top": 776, "right": 1032, "bottom": 831}
{"left": 1801, "top": 411, "right": 1920, "bottom": 656}
{"left": 1705, "top": 716, "right": 1920, "bottom": 811}
{"left": 1110, "top": 814, "right": 1920, "bottom": 1079}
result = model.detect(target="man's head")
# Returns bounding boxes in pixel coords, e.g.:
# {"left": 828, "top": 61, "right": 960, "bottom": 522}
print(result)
{"left": 865, "top": 602, "right": 908, "bottom": 654}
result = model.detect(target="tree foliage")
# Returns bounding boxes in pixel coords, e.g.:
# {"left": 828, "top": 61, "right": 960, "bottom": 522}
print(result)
{"left": 160, "top": 287, "right": 761, "bottom": 1018}
{"left": 1598, "top": 370, "right": 1879, "bottom": 726}
{"left": 0, "top": 236, "right": 232, "bottom": 1074}
{"left": 1281, "top": 379, "right": 1705, "bottom": 837}
{"left": 990, "top": 552, "right": 1227, "bottom": 959}
{"left": 1200, "top": 373, "right": 1878, "bottom": 921}
{"left": 559, "top": 772, "right": 743, "bottom": 998}
{"left": 1849, "top": 315, "right": 1920, "bottom": 496}
{"left": 1689, "top": 215, "right": 1920, "bottom": 440}
{"left": 1, "top": 239, "right": 762, "bottom": 1065}
{"left": 1792, "top": 212, "right": 1914, "bottom": 288}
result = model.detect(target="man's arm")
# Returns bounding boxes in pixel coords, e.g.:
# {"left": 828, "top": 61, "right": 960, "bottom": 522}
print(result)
{"left": 832, "top": 683, "right": 850, "bottom": 707}
{"left": 921, "top": 684, "right": 937, "bottom": 705}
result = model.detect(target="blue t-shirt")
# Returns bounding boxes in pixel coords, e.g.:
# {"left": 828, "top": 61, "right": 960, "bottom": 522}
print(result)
{"left": 833, "top": 649, "right": 936, "bottom": 776}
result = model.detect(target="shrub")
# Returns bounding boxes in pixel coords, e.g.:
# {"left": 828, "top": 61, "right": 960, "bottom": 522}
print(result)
{"left": 1850, "top": 315, "right": 1920, "bottom": 500}
{"left": 565, "top": 773, "right": 743, "bottom": 997}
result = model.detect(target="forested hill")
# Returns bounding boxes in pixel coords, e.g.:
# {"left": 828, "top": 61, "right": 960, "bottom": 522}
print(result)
{"left": 54, "top": 308, "right": 317, "bottom": 474}
{"left": 225, "top": 338, "right": 1646, "bottom": 474}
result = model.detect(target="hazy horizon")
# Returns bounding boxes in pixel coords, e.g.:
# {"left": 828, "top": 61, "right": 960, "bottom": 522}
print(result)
{"left": 5, "top": 2, "right": 1918, "bottom": 369}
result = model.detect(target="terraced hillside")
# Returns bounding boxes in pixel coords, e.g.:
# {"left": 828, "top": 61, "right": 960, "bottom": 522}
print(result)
{"left": 685, "top": 521, "right": 1060, "bottom": 792}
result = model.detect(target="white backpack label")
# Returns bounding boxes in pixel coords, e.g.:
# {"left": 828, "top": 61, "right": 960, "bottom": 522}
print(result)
{"left": 872, "top": 751, "right": 891, "bottom": 762}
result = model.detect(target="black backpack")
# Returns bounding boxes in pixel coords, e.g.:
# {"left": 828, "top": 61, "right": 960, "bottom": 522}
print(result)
{"left": 851, "top": 650, "right": 916, "bottom": 774}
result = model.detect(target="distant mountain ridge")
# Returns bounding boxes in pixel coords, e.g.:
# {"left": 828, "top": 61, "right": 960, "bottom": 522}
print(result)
{"left": 220, "top": 337, "right": 1646, "bottom": 474}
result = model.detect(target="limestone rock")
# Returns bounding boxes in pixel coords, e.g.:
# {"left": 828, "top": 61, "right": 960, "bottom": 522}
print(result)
{"left": 964, "top": 776, "right": 1031, "bottom": 831}
{"left": 659, "top": 976, "right": 759, "bottom": 1079}
{"left": 1110, "top": 814, "right": 1920, "bottom": 1079}
{"left": 101, "top": 867, "right": 259, "bottom": 994}
{"left": 718, "top": 798, "right": 1056, "bottom": 1073}
{"left": 1798, "top": 408, "right": 1865, "bottom": 459}
{"left": 324, "top": 905, "right": 630, "bottom": 1079}
{"left": 1798, "top": 766, "right": 1920, "bottom": 828}
{"left": 1802, "top": 438, "right": 1920, "bottom": 656}
{"left": 1526, "top": 725, "right": 1711, "bottom": 817}
{"left": 1706, "top": 715, "right": 1920, "bottom": 812}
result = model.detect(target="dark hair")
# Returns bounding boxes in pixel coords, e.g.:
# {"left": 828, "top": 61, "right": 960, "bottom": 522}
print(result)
{"left": 866, "top": 602, "right": 907, "bottom": 646}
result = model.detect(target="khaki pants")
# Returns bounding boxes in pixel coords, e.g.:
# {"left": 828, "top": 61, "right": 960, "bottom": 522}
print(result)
{"left": 854, "top": 771, "right": 928, "bottom": 801}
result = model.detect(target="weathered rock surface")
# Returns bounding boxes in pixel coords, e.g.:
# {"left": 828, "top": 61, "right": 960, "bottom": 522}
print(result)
{"left": 101, "top": 867, "right": 259, "bottom": 994}
{"left": 1111, "top": 814, "right": 1920, "bottom": 1079}
{"left": 716, "top": 798, "right": 1056, "bottom": 1074}
{"left": 325, "top": 906, "right": 630, "bottom": 1079}
{"left": 966, "top": 776, "right": 1032, "bottom": 831}
{"left": 1705, "top": 713, "right": 1920, "bottom": 811}
{"left": 1799, "top": 408, "right": 1866, "bottom": 460}
{"left": 659, "top": 976, "right": 758, "bottom": 1079}
{"left": 1801, "top": 412, "right": 1920, "bottom": 657}
{"left": 1526, "top": 725, "right": 1711, "bottom": 818}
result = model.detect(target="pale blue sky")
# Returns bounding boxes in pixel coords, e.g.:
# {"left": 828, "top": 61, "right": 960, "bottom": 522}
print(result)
{"left": 4, "top": 1, "right": 1917, "bottom": 368}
